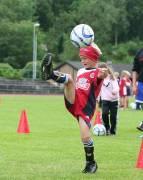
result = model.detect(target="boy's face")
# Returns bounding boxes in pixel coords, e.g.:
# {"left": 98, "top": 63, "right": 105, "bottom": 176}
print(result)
{"left": 80, "top": 56, "right": 97, "bottom": 68}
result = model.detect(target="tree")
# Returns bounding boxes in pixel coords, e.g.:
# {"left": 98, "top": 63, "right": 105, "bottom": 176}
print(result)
{"left": 0, "top": 0, "right": 34, "bottom": 22}
{"left": 0, "top": 21, "right": 32, "bottom": 68}
{"left": 111, "top": 0, "right": 129, "bottom": 46}
{"left": 58, "top": 0, "right": 121, "bottom": 61}
{"left": 0, "top": 0, "right": 143, "bottom": 70}
{"left": 126, "top": 0, "right": 143, "bottom": 40}
{"left": 51, "top": 0, "right": 75, "bottom": 16}
{"left": 0, "top": 20, "right": 45, "bottom": 69}
{"left": 34, "top": 0, "right": 54, "bottom": 31}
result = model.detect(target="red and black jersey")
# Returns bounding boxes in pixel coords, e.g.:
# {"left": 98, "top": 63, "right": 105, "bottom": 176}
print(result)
{"left": 65, "top": 68, "right": 103, "bottom": 122}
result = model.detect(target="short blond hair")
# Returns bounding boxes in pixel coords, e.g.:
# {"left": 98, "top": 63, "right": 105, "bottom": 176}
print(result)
{"left": 114, "top": 72, "right": 119, "bottom": 78}
{"left": 121, "top": 70, "right": 131, "bottom": 77}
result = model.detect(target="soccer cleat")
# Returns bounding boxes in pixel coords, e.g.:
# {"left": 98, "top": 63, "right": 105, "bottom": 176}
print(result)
{"left": 106, "top": 130, "right": 111, "bottom": 136}
{"left": 137, "top": 121, "right": 143, "bottom": 132}
{"left": 82, "top": 161, "right": 98, "bottom": 173}
{"left": 110, "top": 130, "right": 116, "bottom": 135}
{"left": 110, "top": 133, "right": 116, "bottom": 136}
{"left": 41, "top": 53, "right": 53, "bottom": 80}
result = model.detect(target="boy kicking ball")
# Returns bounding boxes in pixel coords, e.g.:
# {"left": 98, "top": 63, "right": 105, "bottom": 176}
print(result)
{"left": 41, "top": 45, "right": 107, "bottom": 173}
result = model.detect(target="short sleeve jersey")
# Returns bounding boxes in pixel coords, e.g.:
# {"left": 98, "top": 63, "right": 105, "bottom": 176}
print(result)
{"left": 119, "top": 78, "right": 127, "bottom": 97}
{"left": 69, "top": 68, "right": 103, "bottom": 122}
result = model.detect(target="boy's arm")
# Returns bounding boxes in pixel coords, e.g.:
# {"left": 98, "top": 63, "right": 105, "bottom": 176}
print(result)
{"left": 132, "top": 71, "right": 138, "bottom": 95}
{"left": 97, "top": 68, "right": 108, "bottom": 79}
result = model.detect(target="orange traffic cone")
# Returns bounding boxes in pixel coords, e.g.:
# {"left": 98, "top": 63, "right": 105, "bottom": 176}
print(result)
{"left": 136, "top": 139, "right": 143, "bottom": 169}
{"left": 93, "top": 111, "right": 102, "bottom": 125}
{"left": 17, "top": 110, "right": 30, "bottom": 134}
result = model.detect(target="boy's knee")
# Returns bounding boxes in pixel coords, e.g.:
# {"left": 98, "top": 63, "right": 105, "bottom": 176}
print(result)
{"left": 82, "top": 136, "right": 91, "bottom": 143}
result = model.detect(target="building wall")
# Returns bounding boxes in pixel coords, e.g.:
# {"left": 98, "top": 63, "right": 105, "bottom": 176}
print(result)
{"left": 57, "top": 64, "right": 77, "bottom": 81}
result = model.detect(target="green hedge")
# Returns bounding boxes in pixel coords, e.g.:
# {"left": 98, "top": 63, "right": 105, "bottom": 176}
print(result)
{"left": 0, "top": 62, "right": 42, "bottom": 80}
{"left": 0, "top": 63, "right": 21, "bottom": 79}
{"left": 21, "top": 61, "right": 41, "bottom": 79}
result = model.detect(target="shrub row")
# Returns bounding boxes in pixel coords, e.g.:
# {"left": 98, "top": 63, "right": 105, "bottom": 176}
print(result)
{"left": 0, "top": 61, "right": 41, "bottom": 80}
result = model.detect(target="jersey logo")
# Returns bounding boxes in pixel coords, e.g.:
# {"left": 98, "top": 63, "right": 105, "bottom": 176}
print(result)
{"left": 90, "top": 72, "right": 95, "bottom": 78}
{"left": 76, "top": 78, "right": 90, "bottom": 90}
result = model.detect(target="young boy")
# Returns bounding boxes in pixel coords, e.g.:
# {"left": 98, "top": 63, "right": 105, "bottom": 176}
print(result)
{"left": 41, "top": 44, "right": 107, "bottom": 173}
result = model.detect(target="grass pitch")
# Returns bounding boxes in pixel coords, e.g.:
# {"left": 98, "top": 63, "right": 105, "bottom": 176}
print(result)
{"left": 0, "top": 95, "right": 143, "bottom": 180}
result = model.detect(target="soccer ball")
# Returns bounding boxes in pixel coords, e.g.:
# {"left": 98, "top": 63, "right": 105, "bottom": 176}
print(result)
{"left": 70, "top": 24, "right": 94, "bottom": 48}
{"left": 92, "top": 124, "right": 106, "bottom": 136}
{"left": 129, "top": 102, "right": 136, "bottom": 110}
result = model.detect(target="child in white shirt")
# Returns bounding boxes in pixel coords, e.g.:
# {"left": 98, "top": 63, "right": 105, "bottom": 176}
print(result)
{"left": 98, "top": 63, "right": 119, "bottom": 135}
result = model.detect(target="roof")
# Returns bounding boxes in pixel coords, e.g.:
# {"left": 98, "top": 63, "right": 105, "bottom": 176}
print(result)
{"left": 55, "top": 60, "right": 82, "bottom": 70}
{"left": 111, "top": 64, "right": 132, "bottom": 73}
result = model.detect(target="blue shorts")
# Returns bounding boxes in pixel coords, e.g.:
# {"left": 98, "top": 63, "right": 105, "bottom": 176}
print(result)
{"left": 136, "top": 82, "right": 143, "bottom": 102}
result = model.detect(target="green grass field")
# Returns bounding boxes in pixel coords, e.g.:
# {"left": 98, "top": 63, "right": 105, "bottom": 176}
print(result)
{"left": 0, "top": 95, "right": 143, "bottom": 180}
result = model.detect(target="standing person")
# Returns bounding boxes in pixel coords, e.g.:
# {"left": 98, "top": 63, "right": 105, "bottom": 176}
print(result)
{"left": 125, "top": 71, "right": 132, "bottom": 108}
{"left": 132, "top": 48, "right": 143, "bottom": 131}
{"left": 99, "top": 63, "right": 119, "bottom": 135}
{"left": 41, "top": 44, "right": 107, "bottom": 173}
{"left": 114, "top": 72, "right": 120, "bottom": 84}
{"left": 119, "top": 70, "right": 129, "bottom": 109}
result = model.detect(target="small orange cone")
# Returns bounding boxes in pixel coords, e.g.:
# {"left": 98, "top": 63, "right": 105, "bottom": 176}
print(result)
{"left": 93, "top": 111, "right": 102, "bottom": 125}
{"left": 136, "top": 139, "right": 143, "bottom": 169}
{"left": 17, "top": 110, "right": 30, "bottom": 134}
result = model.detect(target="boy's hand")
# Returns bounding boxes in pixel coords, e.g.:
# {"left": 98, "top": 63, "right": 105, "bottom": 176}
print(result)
{"left": 98, "top": 68, "right": 108, "bottom": 79}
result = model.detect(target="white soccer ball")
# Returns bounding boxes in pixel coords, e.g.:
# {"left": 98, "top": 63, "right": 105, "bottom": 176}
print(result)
{"left": 129, "top": 102, "right": 136, "bottom": 110}
{"left": 92, "top": 124, "right": 106, "bottom": 136}
{"left": 70, "top": 24, "right": 94, "bottom": 48}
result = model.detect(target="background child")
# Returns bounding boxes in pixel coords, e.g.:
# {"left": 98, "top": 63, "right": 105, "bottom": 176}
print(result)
{"left": 41, "top": 44, "right": 107, "bottom": 173}
{"left": 125, "top": 71, "right": 132, "bottom": 108}
{"left": 119, "top": 70, "right": 129, "bottom": 109}
{"left": 114, "top": 72, "right": 120, "bottom": 84}
{"left": 99, "top": 63, "right": 119, "bottom": 135}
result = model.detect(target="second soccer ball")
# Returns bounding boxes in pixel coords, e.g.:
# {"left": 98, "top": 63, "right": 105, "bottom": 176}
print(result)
{"left": 92, "top": 124, "right": 106, "bottom": 136}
